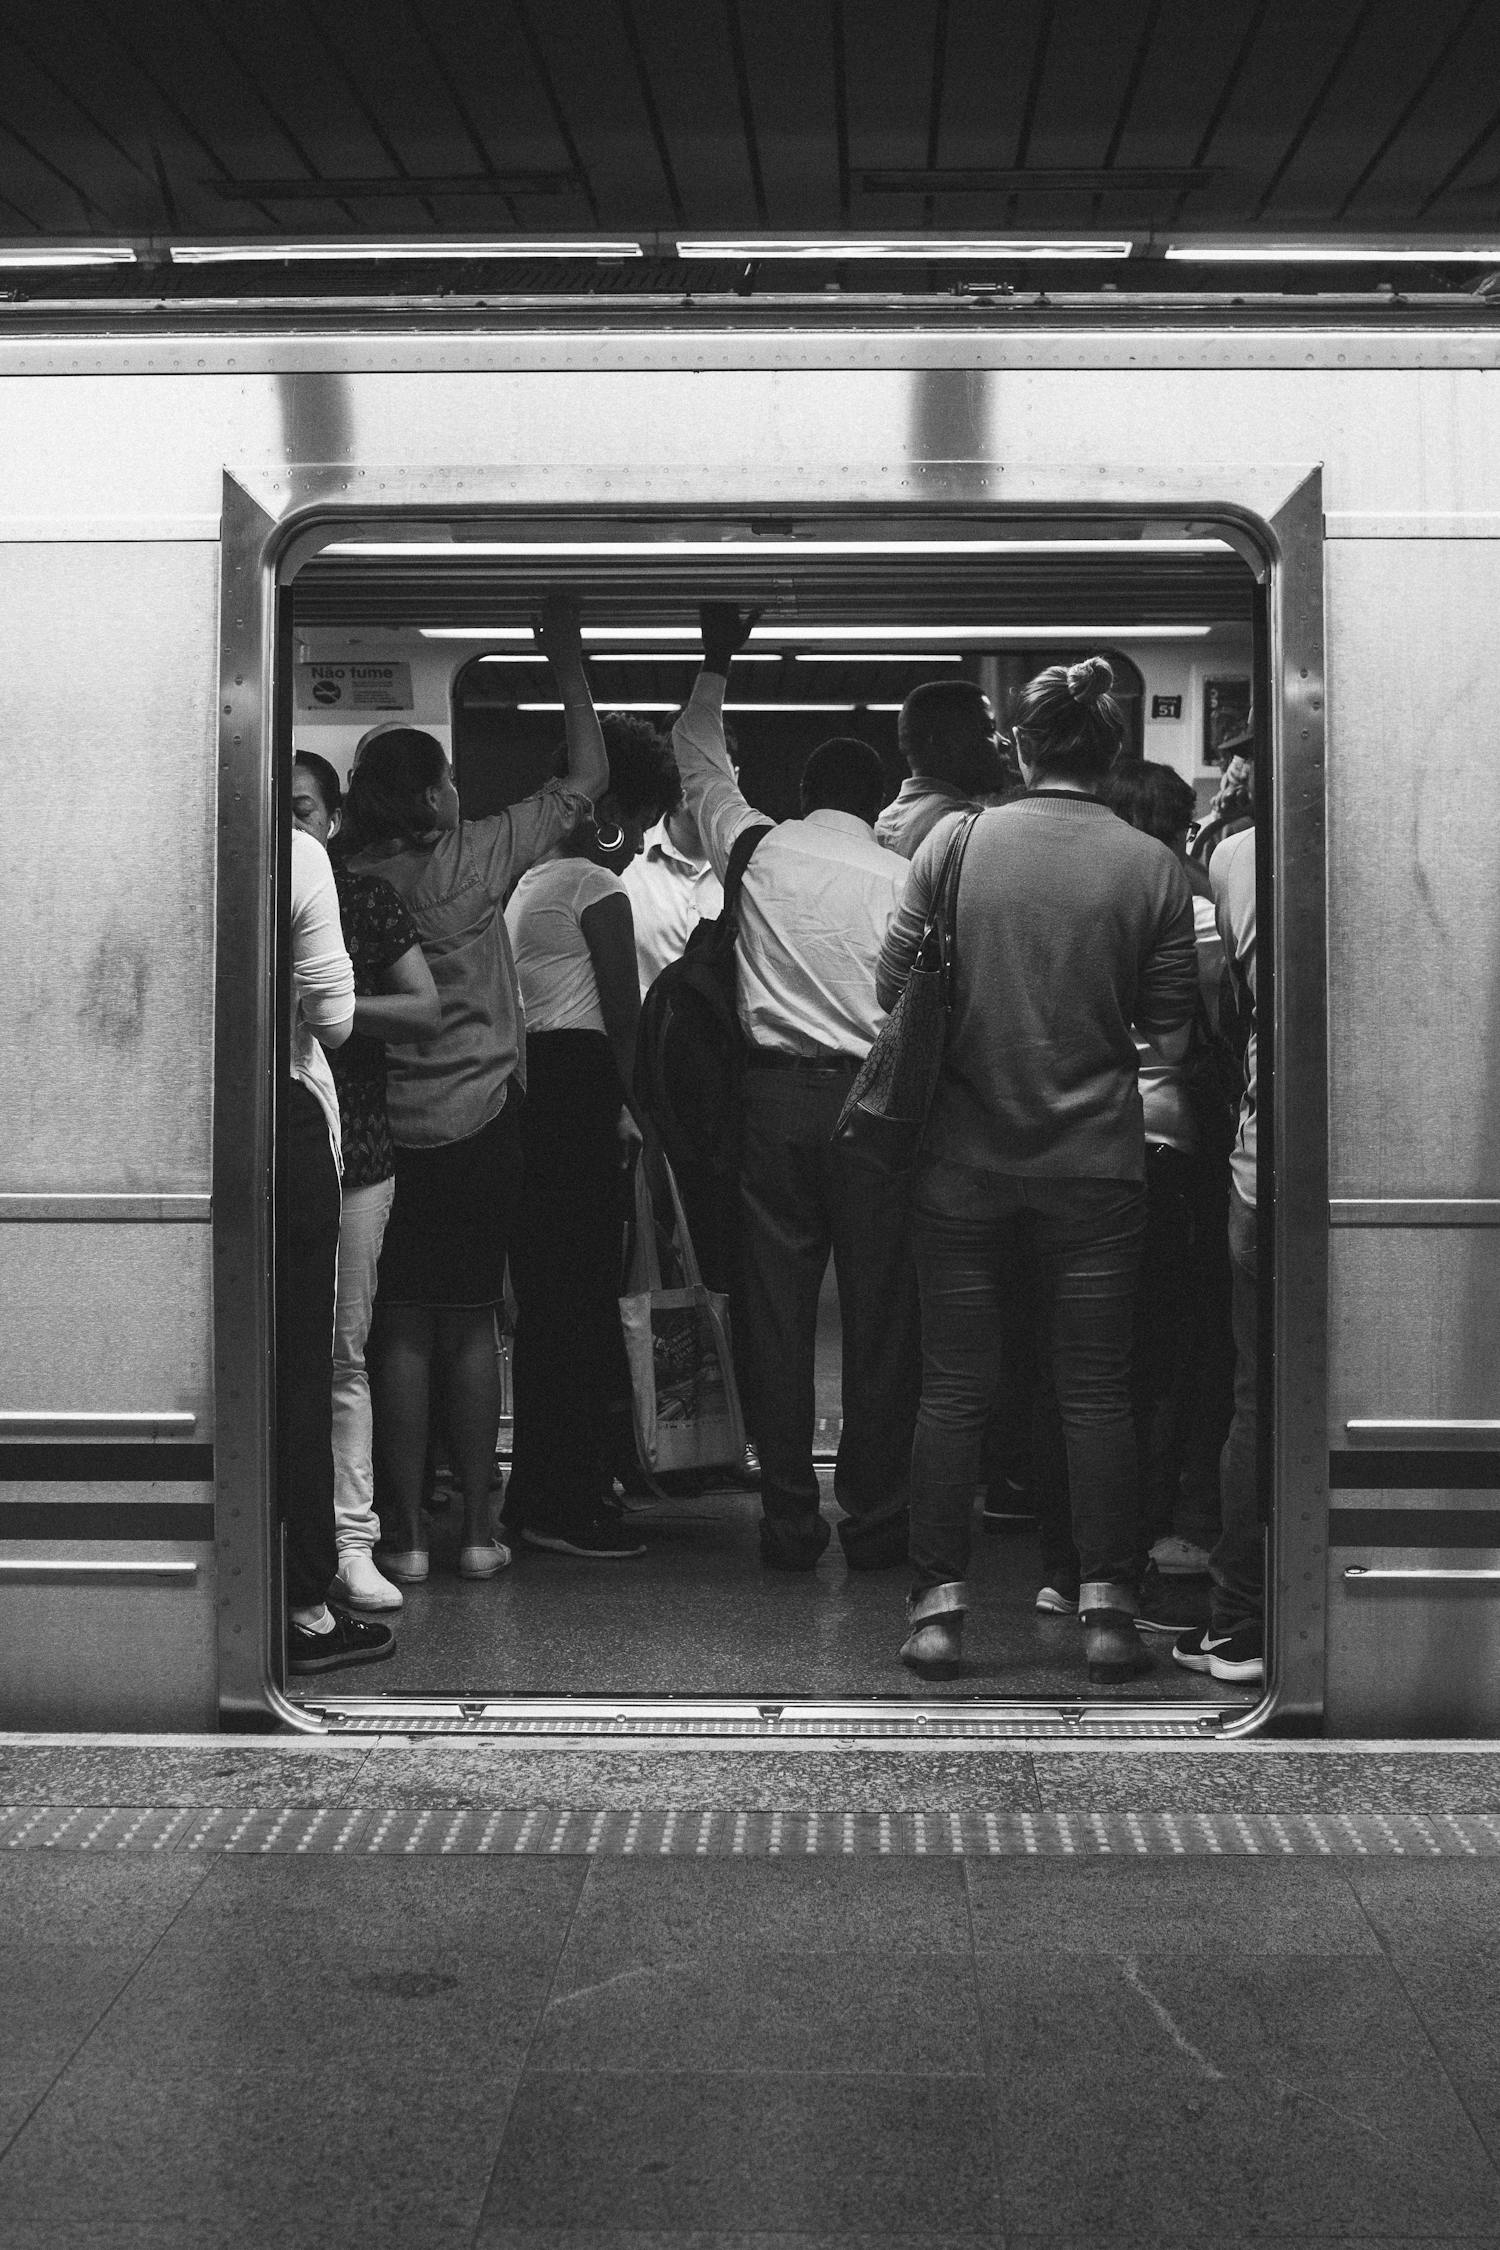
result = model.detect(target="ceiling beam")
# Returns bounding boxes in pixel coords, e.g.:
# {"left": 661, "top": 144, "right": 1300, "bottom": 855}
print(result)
{"left": 863, "top": 168, "right": 1214, "bottom": 195}
{"left": 208, "top": 173, "right": 581, "bottom": 201}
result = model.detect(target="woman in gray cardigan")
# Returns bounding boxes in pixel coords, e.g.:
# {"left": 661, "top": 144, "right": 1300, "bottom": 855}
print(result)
{"left": 877, "top": 659, "right": 1199, "bottom": 1686}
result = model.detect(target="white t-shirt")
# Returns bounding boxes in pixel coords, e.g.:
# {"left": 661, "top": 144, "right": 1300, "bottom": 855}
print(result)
{"left": 505, "top": 856, "right": 625, "bottom": 1035}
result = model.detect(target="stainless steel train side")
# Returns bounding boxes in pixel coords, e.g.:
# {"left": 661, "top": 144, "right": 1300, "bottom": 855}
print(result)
{"left": 0, "top": 309, "right": 1494, "bottom": 1736}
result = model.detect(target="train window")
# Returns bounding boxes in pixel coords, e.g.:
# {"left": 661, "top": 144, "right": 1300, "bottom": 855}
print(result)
{"left": 279, "top": 518, "right": 1265, "bottom": 1727}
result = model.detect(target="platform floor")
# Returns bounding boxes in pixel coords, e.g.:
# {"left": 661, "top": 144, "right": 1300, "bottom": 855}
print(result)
{"left": 4, "top": 1739, "right": 1500, "bottom": 2246}
{"left": 302, "top": 1475, "right": 1246, "bottom": 1710}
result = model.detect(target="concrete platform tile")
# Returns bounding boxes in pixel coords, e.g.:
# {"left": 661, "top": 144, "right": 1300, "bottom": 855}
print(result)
{"left": 0, "top": 1948, "right": 150, "bottom": 2154}
{"left": 976, "top": 1952, "right": 1500, "bottom": 2238}
{"left": 1344, "top": 1858, "right": 1500, "bottom": 1957}
{"left": 0, "top": 1854, "right": 210, "bottom": 1944}
{"left": 555, "top": 1855, "right": 972, "bottom": 1983}
{"left": 480, "top": 2235, "right": 1000, "bottom": 2250}
{"left": 1003, "top": 2238, "right": 1500, "bottom": 2249}
{"left": 531, "top": 1948, "right": 984, "bottom": 2076}
{"left": 477, "top": 2071, "right": 1003, "bottom": 2235}
{"left": 0, "top": 1935, "right": 539, "bottom": 2241}
{"left": 0, "top": 1743, "right": 371, "bottom": 1809}
{"left": 350, "top": 1741, "right": 1041, "bottom": 1811}
{"left": 965, "top": 1855, "right": 1380, "bottom": 1956}
{"left": 1030, "top": 1748, "right": 1500, "bottom": 1815}
{"left": 174, "top": 1849, "right": 587, "bottom": 1953}
{"left": 1374, "top": 1953, "right": 1500, "bottom": 2166}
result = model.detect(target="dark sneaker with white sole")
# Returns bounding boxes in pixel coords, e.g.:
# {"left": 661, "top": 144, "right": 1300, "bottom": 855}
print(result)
{"left": 1135, "top": 1566, "right": 1211, "bottom": 1635}
{"left": 287, "top": 1609, "right": 396, "bottom": 1675}
{"left": 1172, "top": 1622, "right": 1265, "bottom": 1684}
{"left": 522, "top": 1512, "right": 647, "bottom": 1559}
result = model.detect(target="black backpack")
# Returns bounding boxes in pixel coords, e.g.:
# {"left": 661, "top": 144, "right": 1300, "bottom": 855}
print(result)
{"left": 635, "top": 821, "right": 773, "bottom": 1178}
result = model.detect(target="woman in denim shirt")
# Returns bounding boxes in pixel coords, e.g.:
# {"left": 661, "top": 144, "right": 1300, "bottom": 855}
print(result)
{"left": 342, "top": 596, "right": 608, "bottom": 1584}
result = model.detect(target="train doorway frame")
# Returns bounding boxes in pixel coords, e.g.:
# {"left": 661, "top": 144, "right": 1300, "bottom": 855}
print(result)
{"left": 214, "top": 462, "right": 1326, "bottom": 1739}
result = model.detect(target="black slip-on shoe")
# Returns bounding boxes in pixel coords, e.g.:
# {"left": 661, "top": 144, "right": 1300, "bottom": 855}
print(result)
{"left": 521, "top": 1512, "right": 647, "bottom": 1559}
{"left": 288, "top": 1610, "right": 396, "bottom": 1675}
{"left": 1135, "top": 1566, "right": 1212, "bottom": 1636}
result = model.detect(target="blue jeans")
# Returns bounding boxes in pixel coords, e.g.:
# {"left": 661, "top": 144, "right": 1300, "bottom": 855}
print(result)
{"left": 1210, "top": 1187, "right": 1264, "bottom": 1631}
{"left": 910, "top": 1159, "right": 1147, "bottom": 1594}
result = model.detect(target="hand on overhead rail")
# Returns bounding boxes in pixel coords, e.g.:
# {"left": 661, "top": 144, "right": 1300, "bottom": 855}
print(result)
{"left": 533, "top": 590, "right": 586, "bottom": 669}
{"left": 699, "top": 602, "right": 762, "bottom": 675}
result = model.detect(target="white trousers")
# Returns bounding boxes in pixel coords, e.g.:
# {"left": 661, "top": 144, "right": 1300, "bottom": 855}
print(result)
{"left": 331, "top": 1175, "right": 395, "bottom": 1555}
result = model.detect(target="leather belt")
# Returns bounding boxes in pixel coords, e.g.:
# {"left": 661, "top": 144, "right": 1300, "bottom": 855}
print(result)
{"left": 746, "top": 1047, "right": 863, "bottom": 1072}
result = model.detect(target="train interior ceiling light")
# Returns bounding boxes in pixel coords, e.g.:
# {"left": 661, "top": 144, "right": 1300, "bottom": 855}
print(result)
{"left": 7, "top": 239, "right": 1500, "bottom": 277}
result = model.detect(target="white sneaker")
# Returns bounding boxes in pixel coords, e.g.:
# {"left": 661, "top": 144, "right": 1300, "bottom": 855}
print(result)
{"left": 334, "top": 1553, "right": 405, "bottom": 1611}
{"left": 459, "top": 1541, "right": 512, "bottom": 1579}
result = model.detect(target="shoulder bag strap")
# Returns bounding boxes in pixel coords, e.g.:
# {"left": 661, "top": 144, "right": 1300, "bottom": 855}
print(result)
{"left": 925, "top": 810, "right": 981, "bottom": 988}
{"left": 722, "top": 820, "right": 774, "bottom": 936}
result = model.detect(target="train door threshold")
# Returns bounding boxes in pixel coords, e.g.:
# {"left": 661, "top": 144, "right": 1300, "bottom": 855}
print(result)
{"left": 293, "top": 1697, "right": 1250, "bottom": 1739}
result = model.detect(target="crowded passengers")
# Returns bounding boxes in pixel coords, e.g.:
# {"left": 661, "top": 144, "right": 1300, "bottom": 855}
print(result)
{"left": 284, "top": 593, "right": 1261, "bottom": 1693}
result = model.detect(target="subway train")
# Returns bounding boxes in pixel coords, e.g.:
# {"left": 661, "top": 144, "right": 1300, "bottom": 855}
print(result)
{"left": 1, "top": 289, "right": 1495, "bottom": 1741}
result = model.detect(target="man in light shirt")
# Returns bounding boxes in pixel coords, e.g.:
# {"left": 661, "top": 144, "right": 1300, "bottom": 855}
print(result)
{"left": 670, "top": 604, "right": 920, "bottom": 1573}
{"left": 622, "top": 789, "right": 725, "bottom": 998}
{"left": 874, "top": 676, "right": 1015, "bottom": 858}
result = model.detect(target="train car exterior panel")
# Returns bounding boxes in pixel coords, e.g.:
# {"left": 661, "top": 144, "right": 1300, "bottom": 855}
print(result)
{"left": 2, "top": 321, "right": 1494, "bottom": 1732}
{"left": 0, "top": 542, "right": 218, "bottom": 1192}
{"left": 1324, "top": 536, "right": 1500, "bottom": 1203}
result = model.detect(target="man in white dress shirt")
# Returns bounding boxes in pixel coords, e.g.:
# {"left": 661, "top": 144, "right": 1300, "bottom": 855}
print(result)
{"left": 670, "top": 605, "right": 920, "bottom": 1572}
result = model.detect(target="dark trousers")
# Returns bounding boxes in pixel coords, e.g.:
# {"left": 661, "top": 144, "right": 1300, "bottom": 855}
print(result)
{"left": 1211, "top": 1187, "right": 1264, "bottom": 1630}
{"left": 910, "top": 1159, "right": 1147, "bottom": 1594}
{"left": 508, "top": 1032, "right": 631, "bottom": 1534}
{"left": 280, "top": 1077, "right": 342, "bottom": 1610}
{"left": 737, "top": 1065, "right": 921, "bottom": 1567}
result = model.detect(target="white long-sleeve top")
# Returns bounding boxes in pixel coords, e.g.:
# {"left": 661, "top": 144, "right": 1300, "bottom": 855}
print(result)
{"left": 291, "top": 828, "right": 355, "bottom": 1168}
{"left": 670, "top": 671, "right": 909, "bottom": 1058}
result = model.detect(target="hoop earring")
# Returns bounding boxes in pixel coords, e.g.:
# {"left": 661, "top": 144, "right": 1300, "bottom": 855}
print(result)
{"left": 593, "top": 822, "right": 626, "bottom": 855}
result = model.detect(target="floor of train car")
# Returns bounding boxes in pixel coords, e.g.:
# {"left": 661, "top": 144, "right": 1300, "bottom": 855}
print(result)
{"left": 295, "top": 1270, "right": 1249, "bottom": 1712}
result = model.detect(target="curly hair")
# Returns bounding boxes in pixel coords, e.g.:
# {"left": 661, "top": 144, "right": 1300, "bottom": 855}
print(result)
{"left": 600, "top": 712, "right": 682, "bottom": 822}
{"left": 1102, "top": 758, "right": 1196, "bottom": 849}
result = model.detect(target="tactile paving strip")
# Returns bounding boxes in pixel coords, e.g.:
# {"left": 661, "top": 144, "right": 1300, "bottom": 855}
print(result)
{"left": 4, "top": 1806, "right": 1500, "bottom": 1857}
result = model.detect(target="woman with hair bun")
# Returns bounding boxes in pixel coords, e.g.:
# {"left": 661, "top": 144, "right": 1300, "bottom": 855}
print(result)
{"left": 877, "top": 655, "right": 1199, "bottom": 1687}
{"left": 342, "top": 594, "right": 608, "bottom": 1587}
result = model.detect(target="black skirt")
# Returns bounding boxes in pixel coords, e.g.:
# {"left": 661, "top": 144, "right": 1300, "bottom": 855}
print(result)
{"left": 375, "top": 1095, "right": 524, "bottom": 1309}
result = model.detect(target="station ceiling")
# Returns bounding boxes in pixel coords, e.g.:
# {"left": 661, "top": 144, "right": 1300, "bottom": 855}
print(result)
{"left": 3, "top": 0, "right": 1500, "bottom": 297}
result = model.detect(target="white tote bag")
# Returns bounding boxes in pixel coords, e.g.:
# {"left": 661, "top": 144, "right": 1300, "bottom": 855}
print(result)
{"left": 619, "top": 1154, "right": 746, "bottom": 1477}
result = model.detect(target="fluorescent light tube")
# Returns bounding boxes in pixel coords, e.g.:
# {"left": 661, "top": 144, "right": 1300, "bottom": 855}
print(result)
{"left": 431, "top": 624, "right": 1214, "bottom": 643}
{"left": 675, "top": 236, "right": 1131, "bottom": 259}
{"left": 517, "top": 702, "right": 905, "bottom": 715}
{"left": 745, "top": 625, "right": 1214, "bottom": 641}
{"left": 170, "top": 237, "right": 642, "bottom": 264}
{"left": 332, "top": 536, "right": 1229, "bottom": 558}
{"left": 1166, "top": 239, "right": 1500, "bottom": 262}
{"left": 0, "top": 243, "right": 137, "bottom": 266}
